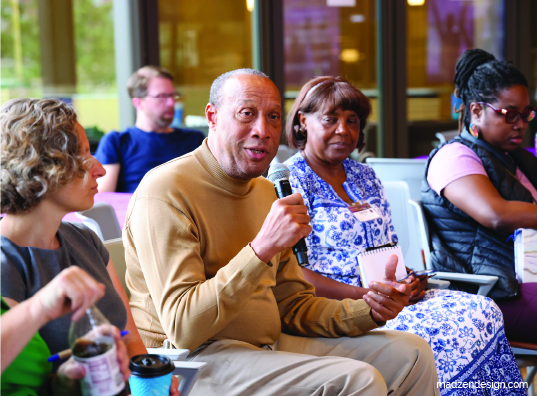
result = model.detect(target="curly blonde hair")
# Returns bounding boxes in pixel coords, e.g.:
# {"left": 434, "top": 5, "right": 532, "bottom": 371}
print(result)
{"left": 1, "top": 98, "right": 88, "bottom": 214}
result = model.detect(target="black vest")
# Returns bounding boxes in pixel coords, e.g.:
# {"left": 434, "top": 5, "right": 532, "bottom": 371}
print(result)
{"left": 422, "top": 130, "right": 537, "bottom": 299}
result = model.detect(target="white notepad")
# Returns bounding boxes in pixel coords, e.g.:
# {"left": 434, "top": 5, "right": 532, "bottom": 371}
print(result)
{"left": 358, "top": 246, "right": 407, "bottom": 287}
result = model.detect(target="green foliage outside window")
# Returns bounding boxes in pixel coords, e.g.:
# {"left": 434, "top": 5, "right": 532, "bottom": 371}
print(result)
{"left": 1, "top": 0, "right": 116, "bottom": 94}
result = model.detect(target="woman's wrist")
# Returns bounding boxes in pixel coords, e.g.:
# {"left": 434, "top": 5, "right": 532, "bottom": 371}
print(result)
{"left": 352, "top": 287, "right": 370, "bottom": 300}
{"left": 24, "top": 298, "right": 51, "bottom": 330}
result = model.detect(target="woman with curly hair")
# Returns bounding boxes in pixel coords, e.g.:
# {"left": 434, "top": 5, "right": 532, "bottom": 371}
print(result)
{"left": 283, "top": 76, "right": 525, "bottom": 394}
{"left": 0, "top": 98, "right": 179, "bottom": 395}
{"left": 423, "top": 48, "right": 537, "bottom": 343}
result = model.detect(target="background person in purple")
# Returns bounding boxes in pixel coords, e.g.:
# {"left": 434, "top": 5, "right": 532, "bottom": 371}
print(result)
{"left": 95, "top": 66, "right": 205, "bottom": 193}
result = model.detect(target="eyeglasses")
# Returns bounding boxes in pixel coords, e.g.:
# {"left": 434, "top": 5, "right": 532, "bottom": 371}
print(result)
{"left": 477, "top": 102, "right": 536, "bottom": 124}
{"left": 143, "top": 92, "right": 181, "bottom": 101}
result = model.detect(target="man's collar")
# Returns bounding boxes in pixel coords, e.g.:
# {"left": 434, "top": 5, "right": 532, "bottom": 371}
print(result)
{"left": 195, "top": 140, "right": 253, "bottom": 196}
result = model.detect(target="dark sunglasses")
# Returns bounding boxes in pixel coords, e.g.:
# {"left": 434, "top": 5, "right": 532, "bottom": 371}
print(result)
{"left": 477, "top": 102, "right": 536, "bottom": 124}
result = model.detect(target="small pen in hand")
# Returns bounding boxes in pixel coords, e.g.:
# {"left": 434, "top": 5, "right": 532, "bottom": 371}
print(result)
{"left": 397, "top": 269, "right": 436, "bottom": 283}
{"left": 47, "top": 330, "right": 129, "bottom": 362}
{"left": 396, "top": 271, "right": 415, "bottom": 282}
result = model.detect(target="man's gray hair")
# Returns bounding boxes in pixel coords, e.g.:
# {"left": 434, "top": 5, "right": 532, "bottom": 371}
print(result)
{"left": 209, "top": 68, "right": 269, "bottom": 108}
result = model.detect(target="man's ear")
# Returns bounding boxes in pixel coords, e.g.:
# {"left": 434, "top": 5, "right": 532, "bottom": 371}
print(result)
{"left": 206, "top": 103, "right": 217, "bottom": 131}
{"left": 132, "top": 98, "right": 143, "bottom": 111}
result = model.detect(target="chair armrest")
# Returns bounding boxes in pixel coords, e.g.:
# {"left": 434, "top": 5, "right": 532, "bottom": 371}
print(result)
{"left": 433, "top": 272, "right": 498, "bottom": 296}
{"left": 427, "top": 279, "right": 450, "bottom": 289}
{"left": 146, "top": 348, "right": 190, "bottom": 361}
{"left": 173, "top": 361, "right": 207, "bottom": 396}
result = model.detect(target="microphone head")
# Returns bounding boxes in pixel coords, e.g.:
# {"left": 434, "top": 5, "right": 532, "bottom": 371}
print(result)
{"left": 267, "top": 163, "right": 290, "bottom": 184}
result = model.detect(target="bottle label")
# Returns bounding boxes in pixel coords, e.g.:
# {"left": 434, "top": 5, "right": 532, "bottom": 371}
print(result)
{"left": 74, "top": 343, "right": 125, "bottom": 396}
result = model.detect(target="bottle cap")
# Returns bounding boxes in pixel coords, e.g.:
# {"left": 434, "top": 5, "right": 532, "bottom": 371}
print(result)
{"left": 129, "top": 354, "right": 175, "bottom": 378}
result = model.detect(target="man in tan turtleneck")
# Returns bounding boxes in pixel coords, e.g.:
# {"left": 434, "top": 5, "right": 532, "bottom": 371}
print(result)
{"left": 124, "top": 69, "right": 439, "bottom": 396}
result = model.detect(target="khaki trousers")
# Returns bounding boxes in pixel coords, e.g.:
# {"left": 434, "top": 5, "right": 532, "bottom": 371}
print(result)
{"left": 189, "top": 330, "right": 440, "bottom": 396}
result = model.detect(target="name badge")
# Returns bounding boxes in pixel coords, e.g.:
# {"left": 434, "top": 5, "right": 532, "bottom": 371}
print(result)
{"left": 349, "top": 201, "right": 381, "bottom": 222}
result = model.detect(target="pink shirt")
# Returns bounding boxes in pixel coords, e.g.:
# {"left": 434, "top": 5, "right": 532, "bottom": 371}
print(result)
{"left": 427, "top": 142, "right": 537, "bottom": 202}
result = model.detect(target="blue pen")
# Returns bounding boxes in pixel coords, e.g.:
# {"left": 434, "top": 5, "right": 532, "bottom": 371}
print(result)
{"left": 396, "top": 271, "right": 415, "bottom": 282}
{"left": 47, "top": 330, "right": 129, "bottom": 362}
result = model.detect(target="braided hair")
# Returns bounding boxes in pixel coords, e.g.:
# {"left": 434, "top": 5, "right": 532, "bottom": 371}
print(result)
{"left": 453, "top": 49, "right": 528, "bottom": 132}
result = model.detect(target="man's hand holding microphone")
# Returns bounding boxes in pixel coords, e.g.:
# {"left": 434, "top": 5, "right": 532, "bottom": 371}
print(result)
{"left": 251, "top": 192, "right": 311, "bottom": 264}
{"left": 251, "top": 163, "right": 311, "bottom": 265}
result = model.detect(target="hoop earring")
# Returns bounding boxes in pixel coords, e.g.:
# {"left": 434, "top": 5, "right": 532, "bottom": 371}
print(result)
{"left": 469, "top": 123, "right": 479, "bottom": 139}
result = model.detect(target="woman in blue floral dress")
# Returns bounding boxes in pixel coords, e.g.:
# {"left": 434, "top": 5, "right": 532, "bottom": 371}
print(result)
{"left": 283, "top": 76, "right": 525, "bottom": 395}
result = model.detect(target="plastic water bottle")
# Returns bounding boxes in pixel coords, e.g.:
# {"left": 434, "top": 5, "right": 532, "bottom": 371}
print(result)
{"left": 68, "top": 306, "right": 128, "bottom": 396}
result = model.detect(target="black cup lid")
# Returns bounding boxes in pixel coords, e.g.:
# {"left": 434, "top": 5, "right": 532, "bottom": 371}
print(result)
{"left": 129, "top": 354, "right": 175, "bottom": 377}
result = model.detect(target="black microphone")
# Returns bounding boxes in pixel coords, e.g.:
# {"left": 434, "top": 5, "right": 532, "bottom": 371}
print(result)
{"left": 267, "top": 163, "right": 309, "bottom": 266}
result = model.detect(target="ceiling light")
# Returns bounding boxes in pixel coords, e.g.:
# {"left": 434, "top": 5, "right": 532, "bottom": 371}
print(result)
{"left": 340, "top": 49, "right": 362, "bottom": 63}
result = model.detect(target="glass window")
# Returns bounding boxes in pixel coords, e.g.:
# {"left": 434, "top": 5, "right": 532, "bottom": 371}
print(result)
{"left": 406, "top": 0, "right": 505, "bottom": 122}
{"left": 1, "top": 0, "right": 118, "bottom": 144}
{"left": 158, "top": 0, "right": 253, "bottom": 129}
{"left": 283, "top": 0, "right": 377, "bottom": 121}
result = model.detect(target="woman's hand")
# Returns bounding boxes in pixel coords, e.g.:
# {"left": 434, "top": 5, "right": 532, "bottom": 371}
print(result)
{"left": 52, "top": 325, "right": 131, "bottom": 395}
{"left": 52, "top": 357, "right": 85, "bottom": 396}
{"left": 109, "top": 325, "right": 131, "bottom": 382}
{"left": 31, "top": 266, "right": 105, "bottom": 323}
{"left": 405, "top": 274, "right": 427, "bottom": 305}
{"left": 364, "top": 255, "right": 411, "bottom": 323}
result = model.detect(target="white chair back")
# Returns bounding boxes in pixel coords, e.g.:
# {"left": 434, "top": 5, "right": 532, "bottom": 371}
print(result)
{"left": 366, "top": 158, "right": 426, "bottom": 201}
{"left": 407, "top": 197, "right": 499, "bottom": 296}
{"left": 271, "top": 144, "right": 297, "bottom": 164}
{"left": 76, "top": 202, "right": 122, "bottom": 241}
{"left": 103, "top": 237, "right": 129, "bottom": 297}
{"left": 382, "top": 181, "right": 426, "bottom": 271}
{"left": 408, "top": 200, "right": 432, "bottom": 270}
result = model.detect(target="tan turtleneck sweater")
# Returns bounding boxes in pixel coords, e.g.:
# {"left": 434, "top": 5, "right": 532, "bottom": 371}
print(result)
{"left": 124, "top": 139, "right": 378, "bottom": 351}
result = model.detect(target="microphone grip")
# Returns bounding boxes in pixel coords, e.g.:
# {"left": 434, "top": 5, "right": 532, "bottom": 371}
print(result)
{"left": 274, "top": 180, "right": 294, "bottom": 198}
{"left": 274, "top": 181, "right": 309, "bottom": 267}
{"left": 293, "top": 239, "right": 309, "bottom": 266}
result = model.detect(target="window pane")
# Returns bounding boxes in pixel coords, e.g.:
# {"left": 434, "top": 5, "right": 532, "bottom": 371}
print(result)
{"left": 1, "top": 0, "right": 119, "bottom": 142}
{"left": 283, "top": 0, "right": 377, "bottom": 120}
{"left": 407, "top": 0, "right": 505, "bottom": 122}
{"left": 158, "top": 0, "right": 253, "bottom": 127}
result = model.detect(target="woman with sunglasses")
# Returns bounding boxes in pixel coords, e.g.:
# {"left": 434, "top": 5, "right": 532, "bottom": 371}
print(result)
{"left": 423, "top": 48, "right": 537, "bottom": 343}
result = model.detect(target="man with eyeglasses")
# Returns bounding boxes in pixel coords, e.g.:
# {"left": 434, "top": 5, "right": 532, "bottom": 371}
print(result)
{"left": 95, "top": 65, "right": 205, "bottom": 193}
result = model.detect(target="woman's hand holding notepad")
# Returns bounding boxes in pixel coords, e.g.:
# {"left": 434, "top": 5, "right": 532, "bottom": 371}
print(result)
{"left": 358, "top": 245, "right": 407, "bottom": 287}
{"left": 362, "top": 254, "right": 411, "bottom": 323}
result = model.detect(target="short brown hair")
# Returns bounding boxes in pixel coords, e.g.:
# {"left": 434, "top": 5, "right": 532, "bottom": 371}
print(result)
{"left": 286, "top": 76, "right": 371, "bottom": 151}
{"left": 1, "top": 98, "right": 87, "bottom": 214}
{"left": 127, "top": 65, "right": 174, "bottom": 98}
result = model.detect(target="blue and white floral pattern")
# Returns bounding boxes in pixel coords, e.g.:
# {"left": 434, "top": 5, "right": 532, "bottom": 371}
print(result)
{"left": 285, "top": 153, "right": 524, "bottom": 395}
